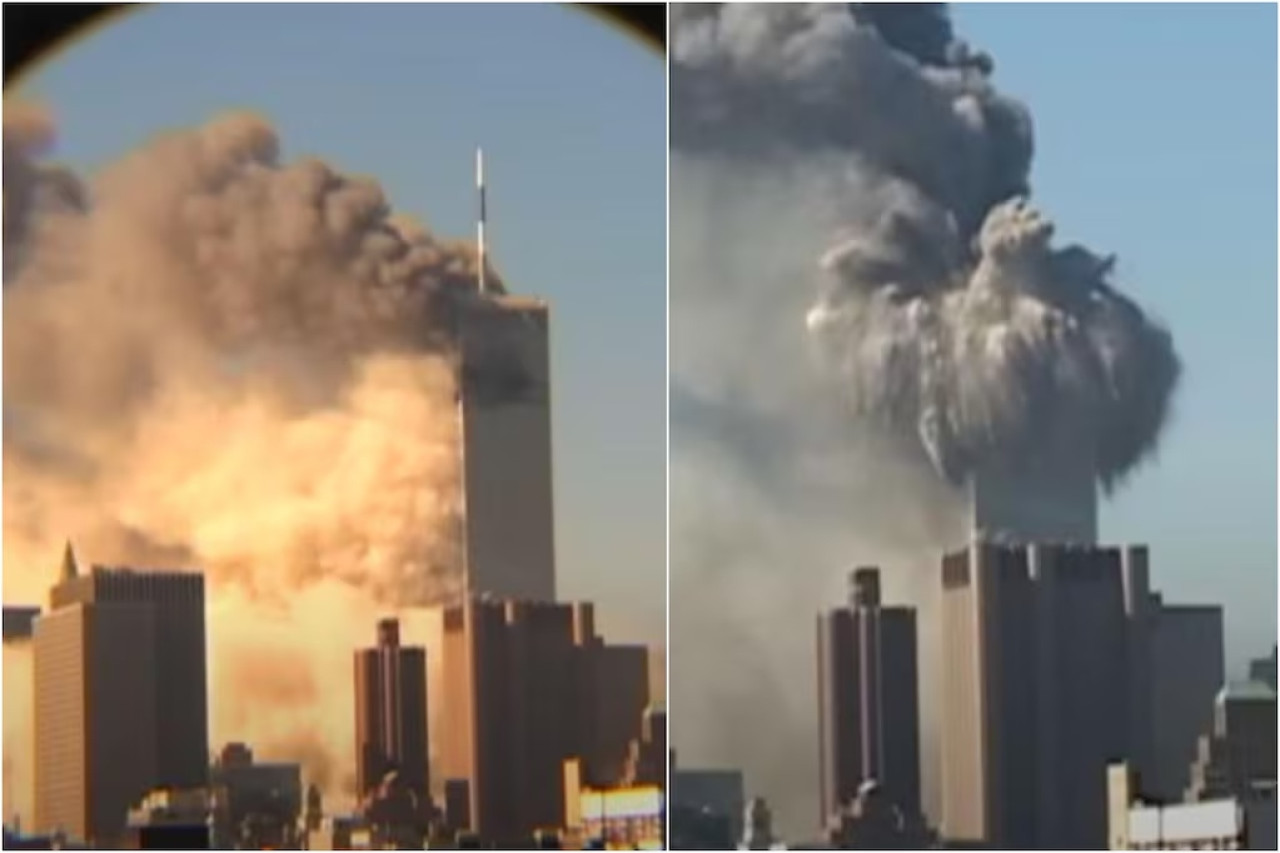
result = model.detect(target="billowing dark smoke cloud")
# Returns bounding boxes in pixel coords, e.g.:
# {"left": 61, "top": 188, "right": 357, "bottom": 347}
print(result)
{"left": 674, "top": 2, "right": 1178, "bottom": 489}
{"left": 3, "top": 106, "right": 498, "bottom": 814}
{"left": 670, "top": 2, "right": 1179, "bottom": 835}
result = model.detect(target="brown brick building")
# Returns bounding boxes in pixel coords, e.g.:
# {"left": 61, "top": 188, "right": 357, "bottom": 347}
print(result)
{"left": 939, "top": 540, "right": 1131, "bottom": 849}
{"left": 437, "top": 598, "right": 649, "bottom": 846}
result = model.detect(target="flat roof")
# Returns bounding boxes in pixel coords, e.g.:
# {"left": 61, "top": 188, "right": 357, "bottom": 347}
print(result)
{"left": 2, "top": 606, "right": 40, "bottom": 641}
{"left": 478, "top": 293, "right": 548, "bottom": 311}
{"left": 1129, "top": 800, "right": 1241, "bottom": 845}
{"left": 1218, "top": 679, "right": 1277, "bottom": 703}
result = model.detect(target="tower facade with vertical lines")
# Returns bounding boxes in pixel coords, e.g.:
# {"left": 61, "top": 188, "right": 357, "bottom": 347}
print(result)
{"left": 354, "top": 619, "right": 429, "bottom": 802}
{"left": 817, "top": 567, "right": 921, "bottom": 827}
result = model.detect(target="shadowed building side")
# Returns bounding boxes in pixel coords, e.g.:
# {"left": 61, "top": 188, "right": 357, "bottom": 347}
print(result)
{"left": 3, "top": 606, "right": 41, "bottom": 643}
{"left": 439, "top": 598, "right": 649, "bottom": 846}
{"left": 457, "top": 295, "right": 556, "bottom": 604}
{"left": 33, "top": 547, "right": 204, "bottom": 846}
{"left": 46, "top": 560, "right": 208, "bottom": 792}
{"left": 939, "top": 541, "right": 1128, "bottom": 849}
{"left": 817, "top": 567, "right": 920, "bottom": 828}
{"left": 354, "top": 619, "right": 429, "bottom": 804}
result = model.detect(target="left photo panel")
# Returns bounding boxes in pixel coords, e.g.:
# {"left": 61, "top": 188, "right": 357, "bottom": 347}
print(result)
{"left": 2, "top": 4, "right": 667, "bottom": 850}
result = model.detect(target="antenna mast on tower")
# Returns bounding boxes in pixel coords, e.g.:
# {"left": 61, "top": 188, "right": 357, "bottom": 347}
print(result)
{"left": 476, "top": 147, "right": 487, "bottom": 295}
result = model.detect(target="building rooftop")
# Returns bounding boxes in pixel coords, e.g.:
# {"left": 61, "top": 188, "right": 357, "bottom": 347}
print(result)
{"left": 2, "top": 606, "right": 40, "bottom": 642}
{"left": 482, "top": 293, "right": 547, "bottom": 311}
{"left": 1217, "top": 679, "right": 1277, "bottom": 703}
{"left": 1128, "top": 799, "right": 1241, "bottom": 846}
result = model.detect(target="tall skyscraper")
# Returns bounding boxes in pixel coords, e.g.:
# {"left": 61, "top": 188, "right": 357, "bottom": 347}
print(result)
{"left": 1147, "top": 600, "right": 1225, "bottom": 801}
{"left": 816, "top": 567, "right": 920, "bottom": 827}
{"left": 1113, "top": 545, "right": 1227, "bottom": 802}
{"left": 33, "top": 545, "right": 207, "bottom": 844}
{"left": 939, "top": 540, "right": 1129, "bottom": 849}
{"left": 419, "top": 289, "right": 558, "bottom": 780}
{"left": 1187, "top": 680, "right": 1278, "bottom": 801}
{"left": 456, "top": 294, "right": 556, "bottom": 602}
{"left": 3, "top": 605, "right": 40, "bottom": 642}
{"left": 354, "top": 619, "right": 429, "bottom": 802}
{"left": 1250, "top": 646, "right": 1278, "bottom": 691}
{"left": 438, "top": 598, "right": 649, "bottom": 846}
{"left": 967, "top": 457, "right": 1099, "bottom": 546}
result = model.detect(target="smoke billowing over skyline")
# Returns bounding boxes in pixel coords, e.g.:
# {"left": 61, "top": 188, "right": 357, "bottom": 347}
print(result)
{"left": 3, "top": 105, "right": 499, "bottom": 809}
{"left": 670, "top": 2, "right": 1179, "bottom": 833}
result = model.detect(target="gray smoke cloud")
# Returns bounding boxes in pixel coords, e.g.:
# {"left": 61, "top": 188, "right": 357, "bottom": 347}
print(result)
{"left": 670, "top": 3, "right": 1179, "bottom": 836}
{"left": 3, "top": 106, "right": 500, "bottom": 815}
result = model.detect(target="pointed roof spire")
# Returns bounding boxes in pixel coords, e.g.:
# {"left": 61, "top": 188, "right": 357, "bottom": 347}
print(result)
{"left": 60, "top": 540, "right": 78, "bottom": 581}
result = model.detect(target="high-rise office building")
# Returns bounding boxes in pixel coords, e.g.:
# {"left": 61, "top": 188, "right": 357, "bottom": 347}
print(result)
{"left": 1250, "top": 646, "right": 1278, "bottom": 692}
{"left": 437, "top": 598, "right": 648, "bottom": 846}
{"left": 3, "top": 606, "right": 40, "bottom": 642}
{"left": 939, "top": 540, "right": 1129, "bottom": 849}
{"left": 670, "top": 764, "right": 747, "bottom": 846}
{"left": 816, "top": 567, "right": 920, "bottom": 826}
{"left": 1113, "top": 546, "right": 1227, "bottom": 803}
{"left": 1187, "top": 680, "right": 1278, "bottom": 801}
{"left": 967, "top": 457, "right": 1099, "bottom": 546}
{"left": 33, "top": 546, "right": 207, "bottom": 844}
{"left": 420, "top": 294, "right": 557, "bottom": 778}
{"left": 354, "top": 619, "right": 429, "bottom": 802}
{"left": 456, "top": 294, "right": 556, "bottom": 603}
{"left": 1147, "top": 600, "right": 1225, "bottom": 801}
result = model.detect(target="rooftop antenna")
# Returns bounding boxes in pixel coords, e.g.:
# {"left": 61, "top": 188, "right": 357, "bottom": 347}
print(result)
{"left": 476, "top": 147, "right": 487, "bottom": 295}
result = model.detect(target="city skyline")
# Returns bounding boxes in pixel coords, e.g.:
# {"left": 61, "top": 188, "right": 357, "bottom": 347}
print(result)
{"left": 3, "top": 2, "right": 1278, "bottom": 850}
{"left": 2, "top": 6, "right": 666, "bottom": 845}
{"left": 5, "top": 2, "right": 666, "bottom": 649}
{"left": 669, "top": 1, "right": 1276, "bottom": 842}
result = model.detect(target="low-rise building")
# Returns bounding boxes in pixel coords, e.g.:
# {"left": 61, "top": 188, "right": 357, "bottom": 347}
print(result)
{"left": 1108, "top": 763, "right": 1277, "bottom": 850}
{"left": 563, "top": 758, "right": 663, "bottom": 850}
{"left": 670, "top": 764, "right": 746, "bottom": 842}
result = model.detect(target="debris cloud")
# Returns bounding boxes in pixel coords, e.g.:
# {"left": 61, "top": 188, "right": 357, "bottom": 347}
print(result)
{"left": 670, "top": 3, "right": 1178, "bottom": 834}
{"left": 3, "top": 107, "right": 495, "bottom": 813}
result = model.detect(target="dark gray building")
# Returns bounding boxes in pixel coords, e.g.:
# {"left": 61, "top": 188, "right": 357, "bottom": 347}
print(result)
{"left": 354, "top": 619, "right": 429, "bottom": 803}
{"left": 3, "top": 606, "right": 40, "bottom": 642}
{"left": 1187, "top": 680, "right": 1278, "bottom": 801}
{"left": 816, "top": 567, "right": 920, "bottom": 828}
{"left": 939, "top": 540, "right": 1130, "bottom": 849}
{"left": 1250, "top": 647, "right": 1278, "bottom": 692}
{"left": 1147, "top": 601, "right": 1225, "bottom": 802}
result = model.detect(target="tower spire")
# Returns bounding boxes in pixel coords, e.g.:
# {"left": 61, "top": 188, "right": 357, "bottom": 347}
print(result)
{"left": 476, "top": 147, "right": 487, "bottom": 295}
{"left": 60, "top": 540, "right": 79, "bottom": 581}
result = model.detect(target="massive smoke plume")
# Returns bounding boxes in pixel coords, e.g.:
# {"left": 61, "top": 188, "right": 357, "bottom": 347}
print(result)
{"left": 670, "top": 3, "right": 1178, "bottom": 835}
{"left": 3, "top": 105, "right": 498, "bottom": 814}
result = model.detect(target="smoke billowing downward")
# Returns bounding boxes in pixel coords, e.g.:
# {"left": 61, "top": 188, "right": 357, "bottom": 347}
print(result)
{"left": 3, "top": 106, "right": 497, "bottom": 811}
{"left": 674, "top": 2, "right": 1177, "bottom": 490}
{"left": 670, "top": 3, "right": 1178, "bottom": 835}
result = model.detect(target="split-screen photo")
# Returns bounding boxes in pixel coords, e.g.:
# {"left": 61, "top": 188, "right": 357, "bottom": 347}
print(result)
{"left": 2, "top": 3, "right": 1277, "bottom": 851}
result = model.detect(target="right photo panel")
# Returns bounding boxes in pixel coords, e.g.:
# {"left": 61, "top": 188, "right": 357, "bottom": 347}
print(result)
{"left": 668, "top": 3, "right": 1278, "bottom": 851}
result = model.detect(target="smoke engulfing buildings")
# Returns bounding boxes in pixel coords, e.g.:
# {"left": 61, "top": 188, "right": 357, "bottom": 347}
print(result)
{"left": 2, "top": 99, "right": 561, "bottom": 805}
{"left": 672, "top": 3, "right": 1178, "bottom": 503}
{"left": 669, "top": 3, "right": 1182, "bottom": 832}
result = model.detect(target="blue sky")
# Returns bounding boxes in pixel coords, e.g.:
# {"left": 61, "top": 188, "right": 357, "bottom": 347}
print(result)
{"left": 9, "top": 3, "right": 1276, "bottom": 677}
{"left": 10, "top": 4, "right": 666, "bottom": 646}
{"left": 953, "top": 2, "right": 1276, "bottom": 672}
